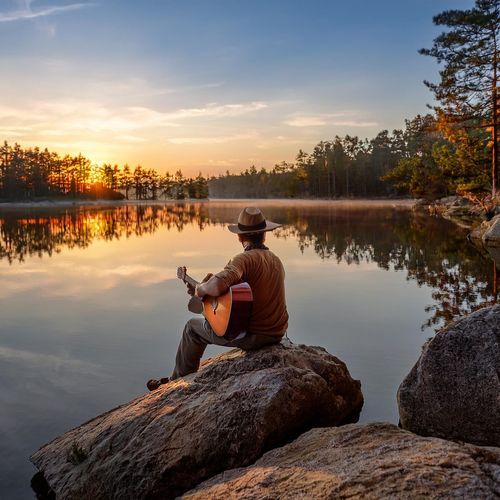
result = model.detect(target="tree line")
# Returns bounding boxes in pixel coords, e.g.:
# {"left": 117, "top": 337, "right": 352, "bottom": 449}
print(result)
{"left": 0, "top": 141, "right": 208, "bottom": 201}
{"left": 208, "top": 114, "right": 464, "bottom": 199}
{"left": 0, "top": 106, "right": 491, "bottom": 202}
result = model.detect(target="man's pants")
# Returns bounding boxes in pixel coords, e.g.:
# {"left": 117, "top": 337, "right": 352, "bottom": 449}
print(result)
{"left": 171, "top": 317, "right": 282, "bottom": 379}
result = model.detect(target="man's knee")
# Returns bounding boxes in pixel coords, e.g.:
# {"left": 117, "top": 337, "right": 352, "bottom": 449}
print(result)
{"left": 183, "top": 318, "right": 206, "bottom": 344}
{"left": 184, "top": 317, "right": 197, "bottom": 333}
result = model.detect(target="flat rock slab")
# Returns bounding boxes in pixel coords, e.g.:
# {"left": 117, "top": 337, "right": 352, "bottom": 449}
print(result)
{"left": 30, "top": 341, "right": 363, "bottom": 499}
{"left": 398, "top": 304, "right": 500, "bottom": 446}
{"left": 184, "top": 422, "right": 500, "bottom": 499}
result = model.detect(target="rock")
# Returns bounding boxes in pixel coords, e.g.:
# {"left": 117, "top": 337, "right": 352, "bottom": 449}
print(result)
{"left": 469, "top": 214, "right": 500, "bottom": 246}
{"left": 469, "top": 219, "right": 490, "bottom": 241}
{"left": 483, "top": 217, "right": 500, "bottom": 247}
{"left": 184, "top": 422, "right": 500, "bottom": 499}
{"left": 30, "top": 341, "right": 363, "bottom": 500}
{"left": 398, "top": 304, "right": 500, "bottom": 447}
{"left": 438, "top": 195, "right": 467, "bottom": 206}
{"left": 485, "top": 246, "right": 500, "bottom": 271}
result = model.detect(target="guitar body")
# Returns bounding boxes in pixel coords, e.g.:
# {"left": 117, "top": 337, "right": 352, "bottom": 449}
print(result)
{"left": 177, "top": 267, "right": 253, "bottom": 341}
{"left": 203, "top": 283, "right": 253, "bottom": 340}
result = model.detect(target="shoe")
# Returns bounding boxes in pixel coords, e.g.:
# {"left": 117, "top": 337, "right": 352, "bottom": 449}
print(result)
{"left": 146, "top": 377, "right": 170, "bottom": 391}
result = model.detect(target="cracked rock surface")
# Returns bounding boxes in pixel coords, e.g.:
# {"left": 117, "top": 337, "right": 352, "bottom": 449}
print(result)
{"left": 184, "top": 422, "right": 500, "bottom": 499}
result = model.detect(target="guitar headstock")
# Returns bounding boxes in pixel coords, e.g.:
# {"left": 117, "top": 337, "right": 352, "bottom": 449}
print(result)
{"left": 177, "top": 266, "right": 187, "bottom": 282}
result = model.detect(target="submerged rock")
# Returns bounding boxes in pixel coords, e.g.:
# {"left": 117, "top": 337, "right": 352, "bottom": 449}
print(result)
{"left": 184, "top": 422, "right": 500, "bottom": 499}
{"left": 398, "top": 304, "right": 500, "bottom": 447}
{"left": 30, "top": 341, "right": 363, "bottom": 500}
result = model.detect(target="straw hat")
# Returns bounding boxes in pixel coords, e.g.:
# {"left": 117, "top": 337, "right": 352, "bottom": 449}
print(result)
{"left": 228, "top": 207, "right": 282, "bottom": 234}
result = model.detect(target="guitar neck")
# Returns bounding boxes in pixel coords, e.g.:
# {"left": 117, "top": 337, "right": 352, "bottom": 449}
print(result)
{"left": 182, "top": 273, "right": 199, "bottom": 288}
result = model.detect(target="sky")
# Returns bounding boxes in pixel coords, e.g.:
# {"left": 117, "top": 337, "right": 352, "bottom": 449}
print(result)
{"left": 0, "top": 0, "right": 474, "bottom": 176}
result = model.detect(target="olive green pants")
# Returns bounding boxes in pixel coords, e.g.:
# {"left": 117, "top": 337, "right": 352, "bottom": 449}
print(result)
{"left": 171, "top": 317, "right": 282, "bottom": 379}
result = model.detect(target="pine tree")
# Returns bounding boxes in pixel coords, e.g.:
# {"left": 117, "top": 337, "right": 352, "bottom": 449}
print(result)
{"left": 420, "top": 0, "right": 499, "bottom": 195}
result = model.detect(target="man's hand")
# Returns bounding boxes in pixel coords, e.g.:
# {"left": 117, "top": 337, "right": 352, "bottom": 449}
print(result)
{"left": 202, "top": 273, "right": 213, "bottom": 283}
{"left": 187, "top": 273, "right": 213, "bottom": 298}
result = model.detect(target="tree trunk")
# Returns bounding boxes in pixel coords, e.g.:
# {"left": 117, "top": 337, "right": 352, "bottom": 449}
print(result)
{"left": 493, "top": 30, "right": 498, "bottom": 198}
{"left": 493, "top": 71, "right": 498, "bottom": 198}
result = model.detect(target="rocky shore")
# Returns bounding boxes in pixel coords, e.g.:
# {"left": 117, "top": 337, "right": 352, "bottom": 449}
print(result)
{"left": 185, "top": 423, "right": 500, "bottom": 499}
{"left": 30, "top": 306, "right": 500, "bottom": 499}
{"left": 30, "top": 341, "right": 363, "bottom": 499}
{"left": 415, "top": 195, "right": 500, "bottom": 227}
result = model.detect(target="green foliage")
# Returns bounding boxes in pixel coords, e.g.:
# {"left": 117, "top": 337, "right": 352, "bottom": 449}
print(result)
{"left": 209, "top": 133, "right": 408, "bottom": 199}
{"left": 420, "top": 0, "right": 499, "bottom": 119}
{"left": 419, "top": 0, "right": 499, "bottom": 194}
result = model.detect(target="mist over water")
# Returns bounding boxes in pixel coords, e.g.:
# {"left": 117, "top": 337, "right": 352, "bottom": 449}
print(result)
{"left": 0, "top": 200, "right": 497, "bottom": 498}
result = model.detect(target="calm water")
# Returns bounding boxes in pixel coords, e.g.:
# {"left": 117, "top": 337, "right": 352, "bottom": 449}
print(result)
{"left": 0, "top": 200, "right": 497, "bottom": 499}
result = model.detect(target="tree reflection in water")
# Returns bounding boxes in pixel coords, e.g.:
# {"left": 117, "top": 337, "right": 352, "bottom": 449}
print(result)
{"left": 0, "top": 202, "right": 496, "bottom": 330}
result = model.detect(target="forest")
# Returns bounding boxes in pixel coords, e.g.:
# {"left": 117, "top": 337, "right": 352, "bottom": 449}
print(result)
{"left": 0, "top": 141, "right": 209, "bottom": 201}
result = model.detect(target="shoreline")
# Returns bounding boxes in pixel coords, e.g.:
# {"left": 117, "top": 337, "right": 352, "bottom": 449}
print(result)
{"left": 0, "top": 198, "right": 416, "bottom": 210}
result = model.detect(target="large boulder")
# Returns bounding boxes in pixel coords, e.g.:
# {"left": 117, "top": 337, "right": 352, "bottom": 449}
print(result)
{"left": 30, "top": 341, "right": 363, "bottom": 499}
{"left": 470, "top": 214, "right": 500, "bottom": 247}
{"left": 486, "top": 246, "right": 500, "bottom": 271}
{"left": 398, "top": 304, "right": 500, "bottom": 446}
{"left": 483, "top": 217, "right": 500, "bottom": 247}
{"left": 184, "top": 422, "right": 500, "bottom": 499}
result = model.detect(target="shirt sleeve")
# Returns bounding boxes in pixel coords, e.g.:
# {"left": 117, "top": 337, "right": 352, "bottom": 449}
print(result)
{"left": 214, "top": 253, "right": 246, "bottom": 288}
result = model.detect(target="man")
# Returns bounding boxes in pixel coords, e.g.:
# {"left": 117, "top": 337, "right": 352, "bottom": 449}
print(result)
{"left": 147, "top": 207, "right": 288, "bottom": 390}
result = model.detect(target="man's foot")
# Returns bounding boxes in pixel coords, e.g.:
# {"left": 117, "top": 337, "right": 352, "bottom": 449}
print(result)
{"left": 146, "top": 377, "right": 170, "bottom": 391}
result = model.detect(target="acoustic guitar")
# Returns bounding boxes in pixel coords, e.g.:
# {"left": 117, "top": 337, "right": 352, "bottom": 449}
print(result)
{"left": 176, "top": 267, "right": 253, "bottom": 341}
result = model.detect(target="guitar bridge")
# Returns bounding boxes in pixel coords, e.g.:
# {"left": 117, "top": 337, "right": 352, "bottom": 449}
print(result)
{"left": 211, "top": 297, "right": 219, "bottom": 313}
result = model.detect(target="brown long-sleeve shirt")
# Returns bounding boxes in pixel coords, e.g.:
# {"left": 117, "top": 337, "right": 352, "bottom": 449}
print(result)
{"left": 215, "top": 249, "right": 288, "bottom": 337}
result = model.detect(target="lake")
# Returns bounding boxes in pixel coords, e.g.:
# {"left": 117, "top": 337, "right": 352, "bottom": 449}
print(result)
{"left": 0, "top": 199, "right": 497, "bottom": 499}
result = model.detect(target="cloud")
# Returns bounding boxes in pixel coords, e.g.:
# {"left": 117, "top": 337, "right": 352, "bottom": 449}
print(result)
{"left": 168, "top": 132, "right": 257, "bottom": 145}
{"left": 0, "top": 261, "right": 175, "bottom": 300}
{"left": 115, "top": 134, "right": 147, "bottom": 143}
{"left": 285, "top": 113, "right": 377, "bottom": 128}
{"left": 172, "top": 251, "right": 202, "bottom": 257}
{"left": 206, "top": 159, "right": 238, "bottom": 167}
{"left": 0, "top": 0, "right": 96, "bottom": 22}
{"left": 0, "top": 99, "right": 268, "bottom": 141}
{"left": 169, "top": 101, "right": 267, "bottom": 119}
{"left": 330, "top": 120, "right": 378, "bottom": 127}
{"left": 0, "top": 344, "right": 102, "bottom": 373}
{"left": 286, "top": 116, "right": 329, "bottom": 127}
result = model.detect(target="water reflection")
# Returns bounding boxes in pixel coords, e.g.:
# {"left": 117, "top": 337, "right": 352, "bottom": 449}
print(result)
{"left": 1, "top": 201, "right": 498, "bottom": 499}
{"left": 0, "top": 202, "right": 496, "bottom": 330}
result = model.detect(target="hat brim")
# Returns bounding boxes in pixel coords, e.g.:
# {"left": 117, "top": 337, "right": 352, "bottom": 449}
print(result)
{"left": 227, "top": 220, "right": 282, "bottom": 234}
